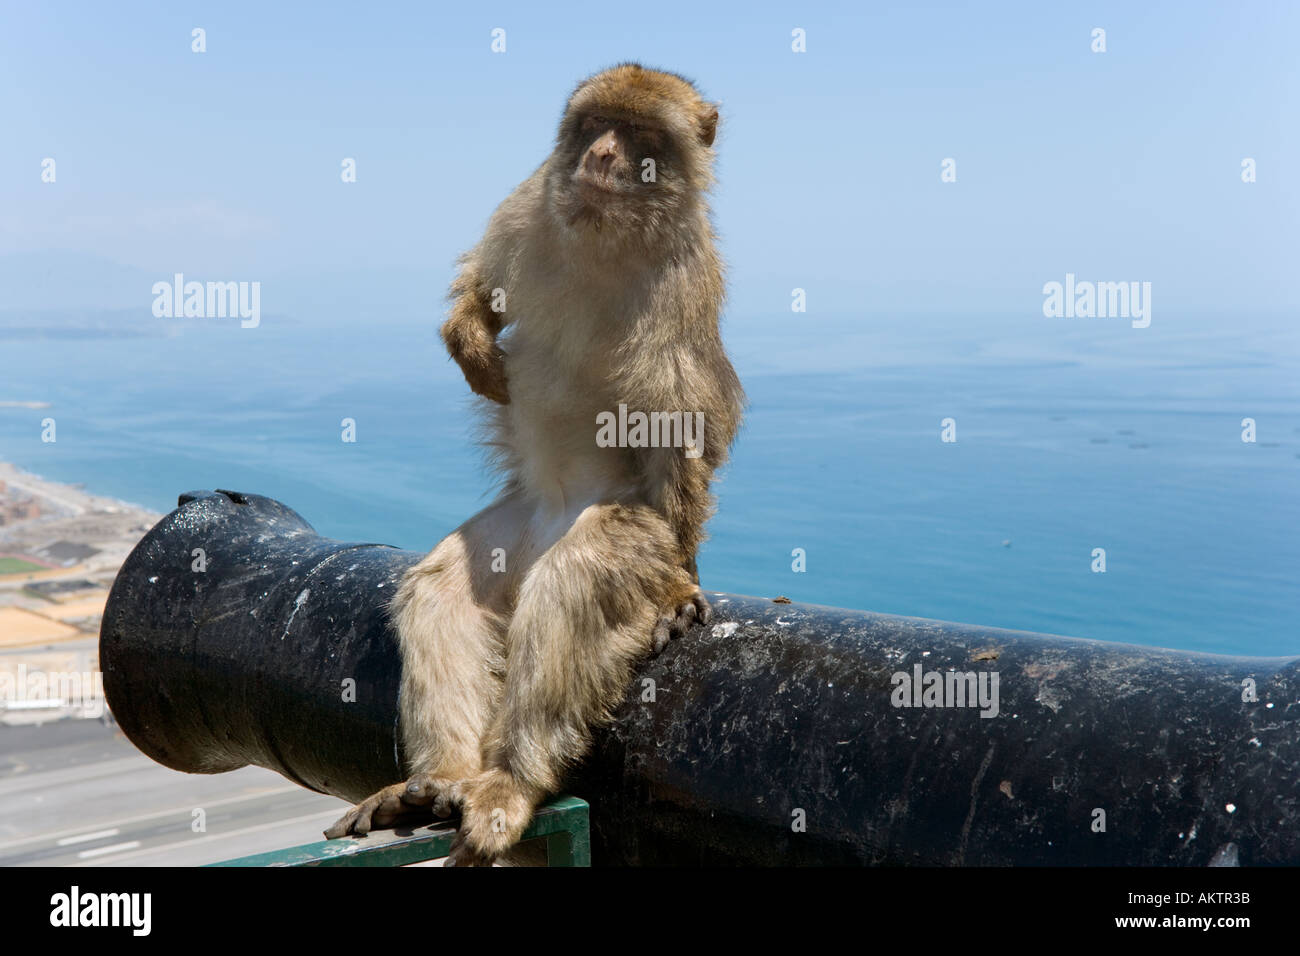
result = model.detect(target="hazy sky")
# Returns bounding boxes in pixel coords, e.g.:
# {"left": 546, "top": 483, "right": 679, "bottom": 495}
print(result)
{"left": 2, "top": 0, "right": 1297, "bottom": 319}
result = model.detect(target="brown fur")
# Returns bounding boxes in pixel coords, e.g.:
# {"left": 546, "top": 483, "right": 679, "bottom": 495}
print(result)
{"left": 325, "top": 63, "right": 744, "bottom": 865}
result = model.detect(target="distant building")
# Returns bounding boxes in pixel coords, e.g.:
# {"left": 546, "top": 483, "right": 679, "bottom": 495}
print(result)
{"left": 36, "top": 541, "right": 100, "bottom": 566}
{"left": 24, "top": 578, "right": 103, "bottom": 601}
{"left": 0, "top": 491, "right": 40, "bottom": 524}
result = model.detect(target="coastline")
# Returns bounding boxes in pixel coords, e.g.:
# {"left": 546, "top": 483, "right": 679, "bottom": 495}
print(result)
{"left": 0, "top": 459, "right": 160, "bottom": 725}
{"left": 0, "top": 460, "right": 161, "bottom": 523}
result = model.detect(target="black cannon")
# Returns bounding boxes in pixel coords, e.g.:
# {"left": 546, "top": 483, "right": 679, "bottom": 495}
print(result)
{"left": 100, "top": 490, "right": 1300, "bottom": 865}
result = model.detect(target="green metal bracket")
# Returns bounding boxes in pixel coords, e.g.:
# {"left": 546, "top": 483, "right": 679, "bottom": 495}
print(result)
{"left": 208, "top": 795, "right": 591, "bottom": 867}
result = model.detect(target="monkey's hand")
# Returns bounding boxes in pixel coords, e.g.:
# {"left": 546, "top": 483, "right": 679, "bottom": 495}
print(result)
{"left": 323, "top": 773, "right": 464, "bottom": 839}
{"left": 455, "top": 344, "right": 510, "bottom": 405}
{"left": 441, "top": 301, "right": 510, "bottom": 404}
{"left": 444, "top": 768, "right": 541, "bottom": 867}
{"left": 651, "top": 589, "right": 712, "bottom": 654}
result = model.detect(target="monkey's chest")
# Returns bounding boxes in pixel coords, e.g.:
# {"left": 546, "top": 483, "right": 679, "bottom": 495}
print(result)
{"left": 501, "top": 352, "right": 633, "bottom": 503}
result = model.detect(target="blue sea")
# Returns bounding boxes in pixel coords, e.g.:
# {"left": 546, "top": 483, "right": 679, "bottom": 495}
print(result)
{"left": 1, "top": 307, "right": 1297, "bottom": 657}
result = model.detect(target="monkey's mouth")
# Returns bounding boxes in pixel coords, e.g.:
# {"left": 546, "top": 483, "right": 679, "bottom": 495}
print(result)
{"left": 573, "top": 173, "right": 626, "bottom": 198}
{"left": 566, "top": 175, "right": 639, "bottom": 231}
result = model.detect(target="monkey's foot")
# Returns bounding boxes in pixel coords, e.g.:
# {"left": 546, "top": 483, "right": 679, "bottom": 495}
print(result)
{"left": 651, "top": 590, "right": 713, "bottom": 653}
{"left": 323, "top": 773, "right": 463, "bottom": 839}
{"left": 444, "top": 768, "right": 540, "bottom": 867}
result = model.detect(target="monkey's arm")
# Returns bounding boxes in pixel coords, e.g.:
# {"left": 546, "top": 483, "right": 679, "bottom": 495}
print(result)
{"left": 628, "top": 327, "right": 745, "bottom": 570}
{"left": 614, "top": 330, "right": 741, "bottom": 652}
{"left": 441, "top": 265, "right": 510, "bottom": 404}
{"left": 440, "top": 167, "right": 546, "bottom": 405}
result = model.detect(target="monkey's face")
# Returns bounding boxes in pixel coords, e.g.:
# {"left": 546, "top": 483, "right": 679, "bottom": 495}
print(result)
{"left": 559, "top": 113, "right": 674, "bottom": 229}
{"left": 573, "top": 114, "right": 658, "bottom": 198}
{"left": 550, "top": 66, "right": 719, "bottom": 240}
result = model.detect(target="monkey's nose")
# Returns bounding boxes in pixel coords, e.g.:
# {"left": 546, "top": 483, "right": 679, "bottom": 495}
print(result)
{"left": 584, "top": 143, "right": 617, "bottom": 177}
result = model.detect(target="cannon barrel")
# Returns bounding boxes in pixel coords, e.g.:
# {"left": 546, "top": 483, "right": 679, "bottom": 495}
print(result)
{"left": 101, "top": 490, "right": 1300, "bottom": 865}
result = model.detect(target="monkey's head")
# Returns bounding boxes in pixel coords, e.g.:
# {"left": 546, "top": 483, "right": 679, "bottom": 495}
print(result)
{"left": 549, "top": 63, "right": 719, "bottom": 242}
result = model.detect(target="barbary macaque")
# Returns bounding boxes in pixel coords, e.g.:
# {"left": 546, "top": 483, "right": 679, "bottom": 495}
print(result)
{"left": 325, "top": 63, "right": 745, "bottom": 865}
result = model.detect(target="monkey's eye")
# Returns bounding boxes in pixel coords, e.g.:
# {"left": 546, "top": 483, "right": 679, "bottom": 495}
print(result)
{"left": 629, "top": 125, "right": 663, "bottom": 148}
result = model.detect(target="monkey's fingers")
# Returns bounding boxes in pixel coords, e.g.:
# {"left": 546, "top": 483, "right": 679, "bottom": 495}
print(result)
{"left": 434, "top": 785, "right": 466, "bottom": 818}
{"left": 402, "top": 774, "right": 464, "bottom": 818}
{"left": 399, "top": 774, "right": 438, "bottom": 805}
{"left": 460, "top": 352, "right": 510, "bottom": 405}
{"left": 476, "top": 380, "right": 510, "bottom": 405}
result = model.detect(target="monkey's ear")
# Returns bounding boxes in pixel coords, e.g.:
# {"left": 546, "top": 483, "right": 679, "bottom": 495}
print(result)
{"left": 697, "top": 104, "right": 719, "bottom": 147}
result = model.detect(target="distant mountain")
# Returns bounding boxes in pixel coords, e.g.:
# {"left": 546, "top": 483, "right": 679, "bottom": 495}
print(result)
{"left": 0, "top": 307, "right": 159, "bottom": 339}
{"left": 0, "top": 251, "right": 157, "bottom": 311}
{"left": 0, "top": 251, "right": 439, "bottom": 328}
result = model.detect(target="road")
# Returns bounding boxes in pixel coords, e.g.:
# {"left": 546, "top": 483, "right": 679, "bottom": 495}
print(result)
{"left": 0, "top": 719, "right": 351, "bottom": 866}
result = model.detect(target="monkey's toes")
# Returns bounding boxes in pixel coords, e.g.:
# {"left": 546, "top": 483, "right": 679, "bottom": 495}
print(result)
{"left": 444, "top": 832, "right": 498, "bottom": 867}
{"left": 324, "top": 776, "right": 454, "bottom": 839}
{"left": 651, "top": 614, "right": 676, "bottom": 653}
{"left": 691, "top": 591, "right": 713, "bottom": 625}
{"left": 652, "top": 593, "right": 712, "bottom": 653}
{"left": 324, "top": 798, "right": 376, "bottom": 839}
{"left": 324, "top": 791, "right": 391, "bottom": 838}
{"left": 323, "top": 812, "right": 354, "bottom": 841}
